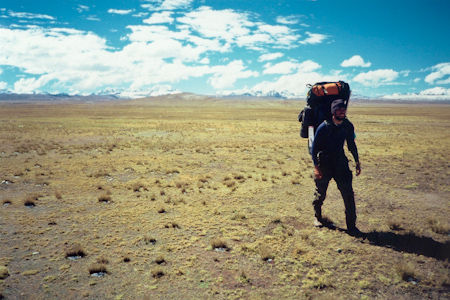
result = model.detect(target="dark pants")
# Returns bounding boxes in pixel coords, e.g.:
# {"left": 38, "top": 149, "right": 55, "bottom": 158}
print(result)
{"left": 313, "top": 156, "right": 356, "bottom": 229}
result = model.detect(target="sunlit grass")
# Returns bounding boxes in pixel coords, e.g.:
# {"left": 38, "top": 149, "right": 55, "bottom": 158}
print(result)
{"left": 0, "top": 99, "right": 449, "bottom": 299}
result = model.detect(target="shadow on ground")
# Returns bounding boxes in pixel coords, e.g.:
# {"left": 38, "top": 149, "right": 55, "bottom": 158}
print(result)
{"left": 358, "top": 230, "right": 450, "bottom": 261}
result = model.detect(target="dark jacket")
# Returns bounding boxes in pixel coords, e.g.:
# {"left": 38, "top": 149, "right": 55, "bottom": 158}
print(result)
{"left": 311, "top": 118, "right": 359, "bottom": 167}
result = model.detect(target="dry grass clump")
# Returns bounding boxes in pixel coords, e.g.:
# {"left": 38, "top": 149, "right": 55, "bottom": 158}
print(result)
{"left": 281, "top": 170, "right": 290, "bottom": 176}
{"left": 98, "top": 193, "right": 112, "bottom": 203}
{"left": 155, "top": 254, "right": 165, "bottom": 265}
{"left": 25, "top": 193, "right": 41, "bottom": 202}
{"left": 270, "top": 216, "right": 282, "bottom": 224}
{"left": 291, "top": 178, "right": 300, "bottom": 185}
{"left": 210, "top": 238, "right": 228, "bottom": 250}
{"left": 436, "top": 272, "right": 450, "bottom": 287}
{"left": 164, "top": 221, "right": 180, "bottom": 229}
{"left": 151, "top": 267, "right": 165, "bottom": 278}
{"left": 96, "top": 257, "right": 109, "bottom": 264}
{"left": 132, "top": 182, "right": 147, "bottom": 192}
{"left": 427, "top": 218, "right": 450, "bottom": 235}
{"left": 300, "top": 232, "right": 310, "bottom": 241}
{"left": 88, "top": 264, "right": 107, "bottom": 275}
{"left": 238, "top": 271, "right": 251, "bottom": 284}
{"left": 2, "top": 199, "right": 12, "bottom": 206}
{"left": 0, "top": 266, "right": 10, "bottom": 279}
{"left": 144, "top": 236, "right": 156, "bottom": 245}
{"left": 231, "top": 212, "right": 246, "bottom": 221}
{"left": 388, "top": 219, "right": 403, "bottom": 231}
{"left": 233, "top": 173, "right": 245, "bottom": 182}
{"left": 293, "top": 244, "right": 308, "bottom": 256}
{"left": 259, "top": 244, "right": 275, "bottom": 261}
{"left": 175, "top": 181, "right": 188, "bottom": 189}
{"left": 172, "top": 197, "right": 186, "bottom": 205}
{"left": 23, "top": 198, "right": 36, "bottom": 207}
{"left": 198, "top": 176, "right": 209, "bottom": 183}
{"left": 223, "top": 180, "right": 236, "bottom": 188}
{"left": 65, "top": 244, "right": 86, "bottom": 258}
{"left": 165, "top": 168, "right": 179, "bottom": 174}
{"left": 395, "top": 261, "right": 418, "bottom": 282}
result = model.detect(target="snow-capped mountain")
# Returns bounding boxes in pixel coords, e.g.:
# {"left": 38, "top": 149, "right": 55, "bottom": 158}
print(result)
{"left": 378, "top": 87, "right": 450, "bottom": 101}
{"left": 94, "top": 85, "right": 182, "bottom": 99}
{"left": 216, "top": 89, "right": 298, "bottom": 99}
{"left": 1, "top": 86, "right": 449, "bottom": 102}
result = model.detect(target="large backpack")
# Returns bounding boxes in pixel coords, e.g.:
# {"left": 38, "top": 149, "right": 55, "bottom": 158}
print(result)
{"left": 298, "top": 81, "right": 351, "bottom": 152}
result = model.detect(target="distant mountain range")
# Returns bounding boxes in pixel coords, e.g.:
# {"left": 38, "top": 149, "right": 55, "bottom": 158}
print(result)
{"left": 1, "top": 86, "right": 449, "bottom": 102}
{"left": 0, "top": 84, "right": 182, "bottom": 102}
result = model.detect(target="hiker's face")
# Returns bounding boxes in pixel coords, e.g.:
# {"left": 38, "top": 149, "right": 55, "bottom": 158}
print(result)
{"left": 334, "top": 107, "right": 346, "bottom": 120}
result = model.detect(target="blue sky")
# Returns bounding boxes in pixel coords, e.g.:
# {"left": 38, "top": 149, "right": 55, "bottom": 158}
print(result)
{"left": 1, "top": 0, "right": 450, "bottom": 98}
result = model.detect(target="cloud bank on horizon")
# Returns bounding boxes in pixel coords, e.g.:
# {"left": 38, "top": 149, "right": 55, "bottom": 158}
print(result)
{"left": 0, "top": 0, "right": 449, "bottom": 99}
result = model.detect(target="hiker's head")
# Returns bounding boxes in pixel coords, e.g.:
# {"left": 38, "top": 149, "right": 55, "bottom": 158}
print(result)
{"left": 331, "top": 99, "right": 347, "bottom": 121}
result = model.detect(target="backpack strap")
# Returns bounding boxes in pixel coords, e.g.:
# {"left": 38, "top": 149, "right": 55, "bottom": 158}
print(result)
{"left": 323, "top": 118, "right": 349, "bottom": 139}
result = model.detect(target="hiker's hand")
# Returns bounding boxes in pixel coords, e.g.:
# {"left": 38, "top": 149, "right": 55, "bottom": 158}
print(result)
{"left": 355, "top": 162, "right": 361, "bottom": 176}
{"left": 314, "top": 165, "right": 322, "bottom": 180}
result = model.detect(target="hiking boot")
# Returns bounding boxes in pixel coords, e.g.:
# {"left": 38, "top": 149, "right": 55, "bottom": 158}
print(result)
{"left": 314, "top": 217, "right": 336, "bottom": 229}
{"left": 347, "top": 227, "right": 362, "bottom": 237}
{"left": 314, "top": 217, "right": 323, "bottom": 227}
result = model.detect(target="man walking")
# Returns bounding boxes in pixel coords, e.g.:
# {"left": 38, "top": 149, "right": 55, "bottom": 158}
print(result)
{"left": 311, "top": 99, "right": 361, "bottom": 234}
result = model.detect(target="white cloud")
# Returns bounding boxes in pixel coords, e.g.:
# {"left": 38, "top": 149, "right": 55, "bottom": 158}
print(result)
{"left": 125, "top": 24, "right": 230, "bottom": 59}
{"left": 251, "top": 74, "right": 340, "bottom": 97}
{"left": 0, "top": 27, "right": 110, "bottom": 75}
{"left": 132, "top": 12, "right": 149, "bottom": 18}
{"left": 263, "top": 61, "right": 298, "bottom": 75}
{"left": 419, "top": 87, "right": 450, "bottom": 95}
{"left": 77, "top": 5, "right": 90, "bottom": 13}
{"left": 236, "top": 60, "right": 339, "bottom": 97}
{"left": 276, "top": 15, "right": 300, "bottom": 25}
{"left": 297, "top": 60, "right": 322, "bottom": 72}
{"left": 108, "top": 9, "right": 134, "bottom": 15}
{"left": 8, "top": 11, "right": 55, "bottom": 20}
{"left": 425, "top": 62, "right": 450, "bottom": 85}
{"left": 126, "top": 25, "right": 190, "bottom": 43}
{"left": 208, "top": 60, "right": 258, "bottom": 89}
{"left": 0, "top": 4, "right": 330, "bottom": 96}
{"left": 86, "top": 16, "right": 101, "bottom": 21}
{"left": 144, "top": 11, "right": 174, "bottom": 24}
{"left": 160, "top": 0, "right": 193, "bottom": 10}
{"left": 0, "top": 25, "right": 246, "bottom": 93}
{"left": 381, "top": 87, "right": 450, "bottom": 101}
{"left": 258, "top": 52, "right": 284, "bottom": 62}
{"left": 341, "top": 55, "right": 371, "bottom": 68}
{"left": 353, "top": 69, "right": 399, "bottom": 86}
{"left": 299, "top": 32, "right": 328, "bottom": 45}
{"left": 142, "top": 0, "right": 194, "bottom": 11}
{"left": 177, "top": 6, "right": 300, "bottom": 49}
{"left": 262, "top": 60, "right": 320, "bottom": 75}
{"left": 14, "top": 77, "right": 51, "bottom": 93}
{"left": 178, "top": 7, "right": 253, "bottom": 42}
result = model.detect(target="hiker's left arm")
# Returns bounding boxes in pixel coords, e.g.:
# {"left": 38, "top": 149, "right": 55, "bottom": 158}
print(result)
{"left": 347, "top": 122, "right": 361, "bottom": 176}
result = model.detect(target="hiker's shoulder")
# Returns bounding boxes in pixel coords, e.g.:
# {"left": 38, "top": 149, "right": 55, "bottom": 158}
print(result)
{"left": 343, "top": 118, "right": 354, "bottom": 129}
{"left": 318, "top": 120, "right": 331, "bottom": 130}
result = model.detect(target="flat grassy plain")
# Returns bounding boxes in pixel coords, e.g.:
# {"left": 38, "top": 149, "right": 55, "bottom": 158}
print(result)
{"left": 0, "top": 94, "right": 449, "bottom": 299}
